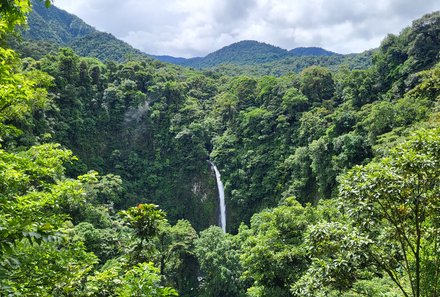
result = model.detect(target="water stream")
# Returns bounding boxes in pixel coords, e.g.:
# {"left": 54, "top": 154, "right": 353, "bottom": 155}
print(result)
{"left": 209, "top": 161, "right": 226, "bottom": 232}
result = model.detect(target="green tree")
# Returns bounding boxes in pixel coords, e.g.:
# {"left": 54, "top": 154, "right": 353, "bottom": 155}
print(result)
{"left": 2, "top": 238, "right": 97, "bottom": 296}
{"left": 156, "top": 220, "right": 199, "bottom": 296}
{"left": 0, "top": 144, "right": 105, "bottom": 295}
{"left": 293, "top": 220, "right": 378, "bottom": 296}
{"left": 0, "top": 47, "right": 52, "bottom": 142}
{"left": 299, "top": 66, "right": 335, "bottom": 104}
{"left": 283, "top": 146, "right": 316, "bottom": 203}
{"left": 0, "top": 0, "right": 51, "bottom": 34}
{"left": 119, "top": 203, "right": 167, "bottom": 264}
{"left": 117, "top": 262, "right": 178, "bottom": 297}
{"left": 240, "top": 198, "right": 317, "bottom": 297}
{"left": 339, "top": 128, "right": 440, "bottom": 297}
{"left": 0, "top": 144, "right": 83, "bottom": 249}
{"left": 407, "top": 11, "right": 440, "bottom": 72}
{"left": 280, "top": 87, "right": 309, "bottom": 121}
{"left": 120, "top": 204, "right": 166, "bottom": 245}
{"left": 195, "top": 226, "right": 244, "bottom": 297}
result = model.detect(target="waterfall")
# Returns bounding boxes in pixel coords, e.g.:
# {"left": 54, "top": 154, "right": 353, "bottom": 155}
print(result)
{"left": 209, "top": 161, "right": 226, "bottom": 232}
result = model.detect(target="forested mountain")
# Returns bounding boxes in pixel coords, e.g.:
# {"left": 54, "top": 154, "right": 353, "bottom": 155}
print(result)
{"left": 2, "top": 1, "right": 440, "bottom": 296}
{"left": 22, "top": 1, "right": 371, "bottom": 74}
{"left": 159, "top": 40, "right": 291, "bottom": 67}
{"left": 23, "top": 0, "right": 94, "bottom": 43}
{"left": 152, "top": 41, "right": 368, "bottom": 72}
{"left": 20, "top": 0, "right": 149, "bottom": 62}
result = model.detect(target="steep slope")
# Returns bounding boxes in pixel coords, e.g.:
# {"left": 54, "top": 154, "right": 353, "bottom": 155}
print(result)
{"left": 22, "top": 0, "right": 149, "bottom": 62}
{"left": 69, "top": 31, "right": 147, "bottom": 62}
{"left": 23, "top": 0, "right": 94, "bottom": 43}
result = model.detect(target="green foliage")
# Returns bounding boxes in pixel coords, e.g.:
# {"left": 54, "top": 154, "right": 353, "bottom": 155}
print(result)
{"left": 85, "top": 258, "right": 126, "bottom": 296}
{"left": 120, "top": 204, "right": 166, "bottom": 242}
{"left": 337, "top": 68, "right": 377, "bottom": 107}
{"left": 339, "top": 128, "right": 440, "bottom": 297}
{"left": 153, "top": 41, "right": 372, "bottom": 76}
{"left": 293, "top": 221, "right": 375, "bottom": 296}
{"left": 73, "top": 222, "right": 122, "bottom": 262}
{"left": 0, "top": 45, "right": 52, "bottom": 142}
{"left": 206, "top": 51, "right": 373, "bottom": 77}
{"left": 0, "top": 144, "right": 78, "bottom": 249}
{"left": 0, "top": 143, "right": 107, "bottom": 295}
{"left": 1, "top": 238, "right": 98, "bottom": 296}
{"left": 117, "top": 262, "right": 178, "bottom": 297}
{"left": 156, "top": 220, "right": 199, "bottom": 296}
{"left": 407, "top": 11, "right": 440, "bottom": 72}
{"left": 300, "top": 66, "right": 335, "bottom": 103}
{"left": 70, "top": 32, "right": 150, "bottom": 62}
{"left": 180, "top": 40, "right": 290, "bottom": 68}
{"left": 195, "top": 226, "right": 245, "bottom": 297}
{"left": 240, "top": 198, "right": 317, "bottom": 297}
{"left": 0, "top": 0, "right": 30, "bottom": 33}
{"left": 24, "top": 0, "right": 93, "bottom": 44}
{"left": 373, "top": 11, "right": 440, "bottom": 97}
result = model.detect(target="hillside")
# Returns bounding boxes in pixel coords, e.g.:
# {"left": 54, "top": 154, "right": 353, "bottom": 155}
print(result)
{"left": 69, "top": 31, "right": 147, "bottom": 62}
{"left": 20, "top": 0, "right": 150, "bottom": 62}
{"left": 23, "top": 0, "right": 94, "bottom": 43}
{"left": 183, "top": 40, "right": 289, "bottom": 67}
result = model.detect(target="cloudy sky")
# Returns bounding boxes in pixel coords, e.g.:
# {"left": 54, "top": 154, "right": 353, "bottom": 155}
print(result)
{"left": 54, "top": 0, "right": 440, "bottom": 58}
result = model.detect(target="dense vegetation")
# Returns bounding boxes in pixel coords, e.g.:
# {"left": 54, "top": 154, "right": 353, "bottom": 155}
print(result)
{"left": 23, "top": 0, "right": 94, "bottom": 43}
{"left": 16, "top": 0, "right": 150, "bottom": 62}
{"left": 152, "top": 41, "right": 372, "bottom": 74}
{"left": 206, "top": 50, "right": 374, "bottom": 76}
{"left": 1, "top": 1, "right": 440, "bottom": 296}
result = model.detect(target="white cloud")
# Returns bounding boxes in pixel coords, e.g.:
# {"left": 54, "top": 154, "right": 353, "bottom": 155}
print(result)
{"left": 53, "top": 0, "right": 440, "bottom": 57}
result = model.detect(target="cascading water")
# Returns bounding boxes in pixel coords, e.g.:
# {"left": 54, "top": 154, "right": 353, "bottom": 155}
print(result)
{"left": 209, "top": 161, "right": 226, "bottom": 232}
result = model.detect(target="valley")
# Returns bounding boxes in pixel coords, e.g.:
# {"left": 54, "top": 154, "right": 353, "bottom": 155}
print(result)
{"left": 0, "top": 1, "right": 439, "bottom": 296}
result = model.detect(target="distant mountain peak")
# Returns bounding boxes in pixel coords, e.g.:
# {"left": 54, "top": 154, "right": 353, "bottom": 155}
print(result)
{"left": 178, "top": 40, "right": 289, "bottom": 68}
{"left": 225, "top": 40, "right": 285, "bottom": 48}
{"left": 209, "top": 40, "right": 288, "bottom": 55}
{"left": 152, "top": 41, "right": 340, "bottom": 68}
{"left": 289, "top": 47, "right": 339, "bottom": 57}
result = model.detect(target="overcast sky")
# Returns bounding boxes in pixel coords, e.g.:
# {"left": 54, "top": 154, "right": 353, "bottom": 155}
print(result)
{"left": 53, "top": 0, "right": 440, "bottom": 58}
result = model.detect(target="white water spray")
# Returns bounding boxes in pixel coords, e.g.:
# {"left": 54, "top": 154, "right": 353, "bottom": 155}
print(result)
{"left": 209, "top": 161, "right": 226, "bottom": 232}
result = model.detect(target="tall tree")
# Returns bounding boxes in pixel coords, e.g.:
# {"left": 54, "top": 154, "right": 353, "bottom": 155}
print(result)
{"left": 339, "top": 129, "right": 440, "bottom": 297}
{"left": 195, "top": 226, "right": 244, "bottom": 297}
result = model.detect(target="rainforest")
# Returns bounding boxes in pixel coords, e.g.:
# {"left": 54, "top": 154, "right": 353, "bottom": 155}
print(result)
{"left": 1, "top": 1, "right": 440, "bottom": 296}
